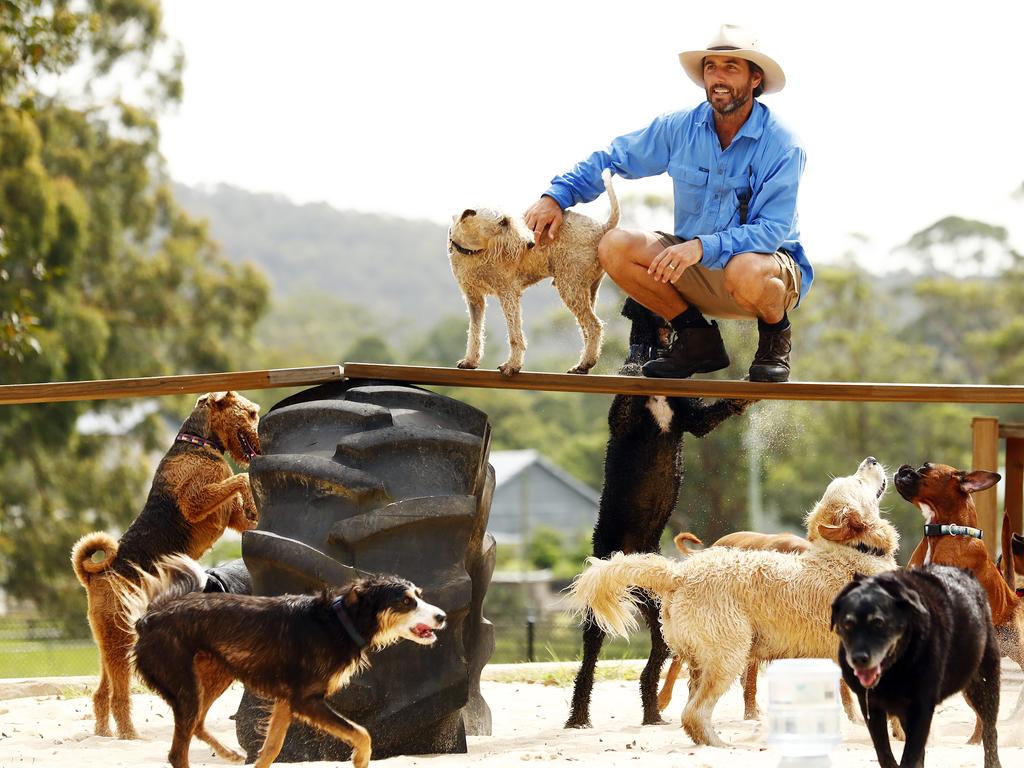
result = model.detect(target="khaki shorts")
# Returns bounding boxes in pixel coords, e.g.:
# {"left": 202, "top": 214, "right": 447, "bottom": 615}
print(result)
{"left": 655, "top": 232, "right": 801, "bottom": 320}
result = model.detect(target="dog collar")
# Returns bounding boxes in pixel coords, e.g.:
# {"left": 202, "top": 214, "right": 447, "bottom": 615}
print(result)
{"left": 175, "top": 433, "right": 224, "bottom": 453}
{"left": 923, "top": 523, "right": 983, "bottom": 540}
{"left": 449, "top": 239, "right": 483, "bottom": 256}
{"left": 852, "top": 542, "right": 888, "bottom": 558}
{"left": 331, "top": 597, "right": 367, "bottom": 649}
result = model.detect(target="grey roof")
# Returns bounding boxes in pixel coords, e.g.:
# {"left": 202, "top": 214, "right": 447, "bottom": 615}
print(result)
{"left": 489, "top": 449, "right": 600, "bottom": 505}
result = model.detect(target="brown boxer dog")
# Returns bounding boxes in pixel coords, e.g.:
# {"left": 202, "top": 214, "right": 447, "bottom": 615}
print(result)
{"left": 895, "top": 462, "right": 1024, "bottom": 729}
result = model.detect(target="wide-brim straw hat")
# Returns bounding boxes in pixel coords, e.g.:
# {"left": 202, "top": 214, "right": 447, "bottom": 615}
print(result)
{"left": 678, "top": 24, "right": 785, "bottom": 94}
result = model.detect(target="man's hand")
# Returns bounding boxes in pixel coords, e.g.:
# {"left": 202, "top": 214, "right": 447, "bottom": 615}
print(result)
{"left": 524, "top": 196, "right": 563, "bottom": 245}
{"left": 648, "top": 240, "right": 703, "bottom": 283}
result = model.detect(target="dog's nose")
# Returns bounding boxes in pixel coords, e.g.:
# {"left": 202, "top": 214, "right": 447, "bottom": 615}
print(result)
{"left": 865, "top": 457, "right": 877, "bottom": 465}
{"left": 851, "top": 651, "right": 870, "bottom": 666}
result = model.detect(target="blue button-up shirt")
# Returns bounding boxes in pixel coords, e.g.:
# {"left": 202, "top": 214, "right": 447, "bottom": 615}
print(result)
{"left": 543, "top": 100, "right": 811, "bottom": 304}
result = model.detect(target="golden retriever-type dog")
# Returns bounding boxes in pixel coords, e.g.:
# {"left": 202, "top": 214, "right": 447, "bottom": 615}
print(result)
{"left": 447, "top": 171, "right": 618, "bottom": 376}
{"left": 70, "top": 391, "right": 261, "bottom": 739}
{"left": 570, "top": 457, "right": 899, "bottom": 747}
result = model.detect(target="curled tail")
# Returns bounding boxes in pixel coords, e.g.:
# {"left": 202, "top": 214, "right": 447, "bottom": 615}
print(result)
{"left": 601, "top": 169, "right": 620, "bottom": 231}
{"left": 70, "top": 531, "right": 119, "bottom": 587}
{"left": 673, "top": 532, "right": 703, "bottom": 556}
{"left": 112, "top": 554, "right": 208, "bottom": 638}
{"left": 568, "top": 552, "right": 681, "bottom": 637}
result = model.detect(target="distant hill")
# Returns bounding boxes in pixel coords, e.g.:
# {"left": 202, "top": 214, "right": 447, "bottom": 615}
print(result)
{"left": 173, "top": 183, "right": 466, "bottom": 322}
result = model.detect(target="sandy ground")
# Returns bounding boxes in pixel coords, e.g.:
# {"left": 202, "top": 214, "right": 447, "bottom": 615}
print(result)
{"left": 1, "top": 662, "right": 1023, "bottom": 768}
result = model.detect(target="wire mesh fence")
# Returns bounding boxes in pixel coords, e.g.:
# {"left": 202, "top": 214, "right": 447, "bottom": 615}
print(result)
{"left": 490, "top": 615, "right": 652, "bottom": 664}
{"left": 0, "top": 617, "right": 99, "bottom": 678}
{"left": 0, "top": 613, "right": 652, "bottom": 678}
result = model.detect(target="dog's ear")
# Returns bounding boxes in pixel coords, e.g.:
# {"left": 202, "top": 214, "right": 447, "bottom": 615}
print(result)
{"left": 204, "top": 391, "right": 234, "bottom": 410}
{"left": 459, "top": 209, "right": 476, "bottom": 222}
{"left": 959, "top": 470, "right": 1000, "bottom": 494}
{"left": 196, "top": 392, "right": 211, "bottom": 407}
{"left": 879, "top": 577, "right": 929, "bottom": 620}
{"left": 344, "top": 582, "right": 364, "bottom": 607}
{"left": 818, "top": 506, "right": 868, "bottom": 542}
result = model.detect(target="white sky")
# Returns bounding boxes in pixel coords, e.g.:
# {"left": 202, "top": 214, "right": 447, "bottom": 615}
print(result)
{"left": 159, "top": 0, "right": 1024, "bottom": 272}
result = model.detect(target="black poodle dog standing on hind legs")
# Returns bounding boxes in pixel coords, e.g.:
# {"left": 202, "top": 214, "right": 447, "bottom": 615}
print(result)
{"left": 565, "top": 298, "right": 752, "bottom": 728}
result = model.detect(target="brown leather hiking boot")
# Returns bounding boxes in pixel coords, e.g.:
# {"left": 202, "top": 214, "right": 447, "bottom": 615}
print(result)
{"left": 641, "top": 322, "right": 730, "bottom": 379}
{"left": 748, "top": 325, "right": 791, "bottom": 382}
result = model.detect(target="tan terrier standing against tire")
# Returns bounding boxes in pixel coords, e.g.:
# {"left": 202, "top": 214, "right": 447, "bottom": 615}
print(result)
{"left": 71, "top": 390, "right": 261, "bottom": 740}
{"left": 447, "top": 171, "right": 618, "bottom": 375}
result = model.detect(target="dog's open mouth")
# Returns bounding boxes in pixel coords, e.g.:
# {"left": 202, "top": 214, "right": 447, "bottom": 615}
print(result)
{"left": 854, "top": 664, "right": 881, "bottom": 688}
{"left": 411, "top": 624, "right": 437, "bottom": 641}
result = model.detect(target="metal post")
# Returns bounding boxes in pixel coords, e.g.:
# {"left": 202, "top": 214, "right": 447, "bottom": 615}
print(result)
{"left": 526, "top": 615, "right": 536, "bottom": 663}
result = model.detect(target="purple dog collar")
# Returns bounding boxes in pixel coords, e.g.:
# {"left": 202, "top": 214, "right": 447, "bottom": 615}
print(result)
{"left": 175, "top": 432, "right": 224, "bottom": 453}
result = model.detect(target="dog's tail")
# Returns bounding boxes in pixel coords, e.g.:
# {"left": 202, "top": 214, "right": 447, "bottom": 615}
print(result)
{"left": 113, "top": 554, "right": 208, "bottom": 636}
{"left": 568, "top": 552, "right": 681, "bottom": 637}
{"left": 673, "top": 532, "right": 704, "bottom": 556}
{"left": 70, "top": 531, "right": 119, "bottom": 586}
{"left": 601, "top": 169, "right": 620, "bottom": 231}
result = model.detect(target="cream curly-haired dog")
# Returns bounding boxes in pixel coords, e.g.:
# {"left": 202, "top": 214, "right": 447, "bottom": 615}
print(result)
{"left": 570, "top": 457, "right": 899, "bottom": 747}
{"left": 447, "top": 172, "right": 618, "bottom": 375}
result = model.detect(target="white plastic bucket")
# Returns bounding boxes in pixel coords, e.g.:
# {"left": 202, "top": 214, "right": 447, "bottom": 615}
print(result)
{"left": 765, "top": 658, "right": 842, "bottom": 763}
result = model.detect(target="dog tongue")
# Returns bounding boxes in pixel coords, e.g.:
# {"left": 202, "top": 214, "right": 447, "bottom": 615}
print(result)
{"left": 855, "top": 665, "right": 880, "bottom": 688}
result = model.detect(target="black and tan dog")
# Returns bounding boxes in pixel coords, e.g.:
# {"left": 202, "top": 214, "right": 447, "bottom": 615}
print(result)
{"left": 71, "top": 391, "right": 261, "bottom": 739}
{"left": 565, "top": 298, "right": 750, "bottom": 728}
{"left": 119, "top": 556, "right": 446, "bottom": 768}
{"left": 832, "top": 566, "right": 1002, "bottom": 768}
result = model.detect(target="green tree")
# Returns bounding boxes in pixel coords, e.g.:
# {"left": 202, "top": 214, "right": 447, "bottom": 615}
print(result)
{"left": 0, "top": 1, "right": 269, "bottom": 627}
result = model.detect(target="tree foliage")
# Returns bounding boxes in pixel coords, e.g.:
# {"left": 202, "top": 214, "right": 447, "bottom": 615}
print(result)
{"left": 0, "top": 1, "right": 268, "bottom": 628}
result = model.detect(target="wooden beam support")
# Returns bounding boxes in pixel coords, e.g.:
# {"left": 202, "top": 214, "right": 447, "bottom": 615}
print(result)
{"left": 0, "top": 366, "right": 343, "bottom": 405}
{"left": 343, "top": 362, "right": 1024, "bottom": 404}
{"left": 1005, "top": 437, "right": 1024, "bottom": 536}
{"left": 972, "top": 417, "right": 1000, "bottom": 560}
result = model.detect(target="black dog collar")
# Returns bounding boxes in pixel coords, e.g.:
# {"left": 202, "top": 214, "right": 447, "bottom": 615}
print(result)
{"left": 175, "top": 432, "right": 224, "bottom": 453}
{"left": 331, "top": 597, "right": 367, "bottom": 649}
{"left": 923, "top": 523, "right": 983, "bottom": 540}
{"left": 449, "top": 239, "right": 482, "bottom": 256}
{"left": 853, "top": 542, "right": 888, "bottom": 558}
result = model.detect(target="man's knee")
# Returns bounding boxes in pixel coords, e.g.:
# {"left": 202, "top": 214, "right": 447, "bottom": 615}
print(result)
{"left": 723, "top": 252, "right": 772, "bottom": 295}
{"left": 598, "top": 228, "right": 653, "bottom": 272}
{"left": 598, "top": 229, "right": 631, "bottom": 271}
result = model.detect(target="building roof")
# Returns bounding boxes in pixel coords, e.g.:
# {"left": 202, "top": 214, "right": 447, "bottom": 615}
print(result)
{"left": 490, "top": 449, "right": 600, "bottom": 505}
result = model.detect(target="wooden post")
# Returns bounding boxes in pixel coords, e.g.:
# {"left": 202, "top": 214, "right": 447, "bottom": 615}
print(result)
{"left": 1003, "top": 431, "right": 1024, "bottom": 536}
{"left": 972, "top": 417, "right": 1000, "bottom": 559}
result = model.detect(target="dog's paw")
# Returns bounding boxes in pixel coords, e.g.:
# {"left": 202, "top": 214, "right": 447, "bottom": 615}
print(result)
{"left": 352, "top": 747, "right": 371, "bottom": 768}
{"left": 498, "top": 363, "right": 521, "bottom": 377}
{"left": 455, "top": 359, "right": 478, "bottom": 370}
{"left": 566, "top": 365, "right": 592, "bottom": 375}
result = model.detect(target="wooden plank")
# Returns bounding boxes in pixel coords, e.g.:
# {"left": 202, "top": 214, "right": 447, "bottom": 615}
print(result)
{"left": 999, "top": 423, "right": 1024, "bottom": 440}
{"left": 0, "top": 366, "right": 343, "bottom": 405}
{"left": 343, "top": 362, "right": 1024, "bottom": 404}
{"left": 1005, "top": 437, "right": 1024, "bottom": 536}
{"left": 972, "top": 417, "right": 1000, "bottom": 560}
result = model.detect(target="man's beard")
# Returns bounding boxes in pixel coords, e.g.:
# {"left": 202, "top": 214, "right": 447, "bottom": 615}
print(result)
{"left": 707, "top": 87, "right": 751, "bottom": 115}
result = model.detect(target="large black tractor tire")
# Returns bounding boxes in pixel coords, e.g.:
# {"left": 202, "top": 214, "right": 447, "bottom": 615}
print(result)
{"left": 234, "top": 379, "right": 496, "bottom": 761}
